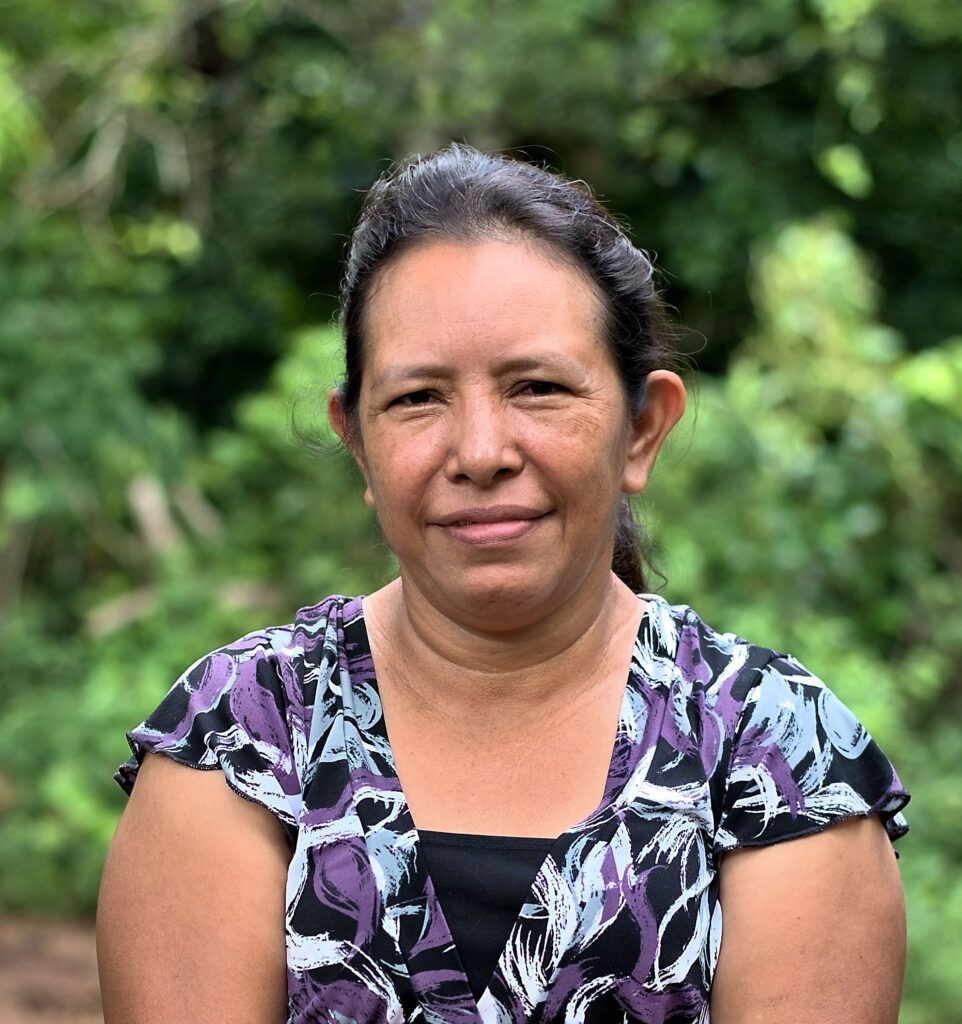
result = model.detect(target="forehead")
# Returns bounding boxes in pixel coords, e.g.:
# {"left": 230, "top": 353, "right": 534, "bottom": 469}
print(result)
{"left": 362, "top": 238, "right": 608, "bottom": 372}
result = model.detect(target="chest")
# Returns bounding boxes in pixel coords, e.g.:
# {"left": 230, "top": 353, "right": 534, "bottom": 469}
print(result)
{"left": 284, "top": 686, "right": 725, "bottom": 1024}
{"left": 381, "top": 693, "right": 626, "bottom": 836}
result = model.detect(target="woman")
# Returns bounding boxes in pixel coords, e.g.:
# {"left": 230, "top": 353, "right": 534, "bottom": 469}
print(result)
{"left": 97, "top": 144, "right": 909, "bottom": 1023}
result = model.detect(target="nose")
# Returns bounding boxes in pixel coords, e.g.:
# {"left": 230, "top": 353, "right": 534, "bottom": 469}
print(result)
{"left": 443, "top": 395, "right": 523, "bottom": 486}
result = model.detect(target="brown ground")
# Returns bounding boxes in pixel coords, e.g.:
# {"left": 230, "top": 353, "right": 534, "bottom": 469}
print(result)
{"left": 0, "top": 919, "right": 103, "bottom": 1023}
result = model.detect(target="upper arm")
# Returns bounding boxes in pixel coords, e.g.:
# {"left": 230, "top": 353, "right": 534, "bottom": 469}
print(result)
{"left": 710, "top": 815, "right": 906, "bottom": 1024}
{"left": 97, "top": 753, "right": 292, "bottom": 1024}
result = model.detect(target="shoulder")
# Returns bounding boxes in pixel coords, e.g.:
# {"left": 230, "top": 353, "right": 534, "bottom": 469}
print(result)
{"left": 641, "top": 593, "right": 863, "bottom": 713}
{"left": 117, "top": 594, "right": 362, "bottom": 828}
{"left": 140, "top": 594, "right": 354, "bottom": 722}
{"left": 639, "top": 592, "right": 786, "bottom": 716}
{"left": 644, "top": 604, "right": 913, "bottom": 850}
{"left": 637, "top": 595, "right": 909, "bottom": 843}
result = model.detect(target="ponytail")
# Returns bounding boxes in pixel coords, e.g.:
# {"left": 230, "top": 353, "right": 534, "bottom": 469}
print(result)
{"left": 612, "top": 498, "right": 646, "bottom": 592}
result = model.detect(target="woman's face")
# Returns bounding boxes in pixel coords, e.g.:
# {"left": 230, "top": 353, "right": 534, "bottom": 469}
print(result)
{"left": 337, "top": 238, "right": 676, "bottom": 629}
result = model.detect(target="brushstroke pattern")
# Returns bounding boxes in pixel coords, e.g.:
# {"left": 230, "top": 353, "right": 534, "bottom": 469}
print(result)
{"left": 117, "top": 593, "right": 909, "bottom": 1023}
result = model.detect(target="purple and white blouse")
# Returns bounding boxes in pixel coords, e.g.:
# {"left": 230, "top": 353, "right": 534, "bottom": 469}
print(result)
{"left": 117, "top": 592, "right": 909, "bottom": 1023}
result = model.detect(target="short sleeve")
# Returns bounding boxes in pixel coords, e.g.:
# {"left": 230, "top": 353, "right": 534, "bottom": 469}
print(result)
{"left": 714, "top": 653, "right": 910, "bottom": 857}
{"left": 115, "top": 626, "right": 305, "bottom": 845}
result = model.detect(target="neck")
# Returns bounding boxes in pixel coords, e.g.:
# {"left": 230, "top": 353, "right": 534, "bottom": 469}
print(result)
{"left": 364, "top": 573, "right": 645, "bottom": 714}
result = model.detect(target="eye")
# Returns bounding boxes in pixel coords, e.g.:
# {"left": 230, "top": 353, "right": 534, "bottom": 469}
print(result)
{"left": 390, "top": 389, "right": 435, "bottom": 407}
{"left": 518, "top": 380, "right": 566, "bottom": 397}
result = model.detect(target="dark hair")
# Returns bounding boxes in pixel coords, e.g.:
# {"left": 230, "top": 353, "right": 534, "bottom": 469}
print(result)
{"left": 338, "top": 143, "right": 683, "bottom": 592}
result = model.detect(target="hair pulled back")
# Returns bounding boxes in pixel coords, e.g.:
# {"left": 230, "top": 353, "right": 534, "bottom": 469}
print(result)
{"left": 339, "top": 143, "right": 682, "bottom": 592}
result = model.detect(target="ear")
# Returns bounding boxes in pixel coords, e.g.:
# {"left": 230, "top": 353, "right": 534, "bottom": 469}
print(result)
{"left": 621, "top": 370, "right": 687, "bottom": 494}
{"left": 327, "top": 388, "right": 375, "bottom": 509}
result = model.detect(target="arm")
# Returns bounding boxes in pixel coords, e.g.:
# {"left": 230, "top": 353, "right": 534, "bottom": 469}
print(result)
{"left": 710, "top": 815, "right": 906, "bottom": 1024}
{"left": 97, "top": 753, "right": 291, "bottom": 1024}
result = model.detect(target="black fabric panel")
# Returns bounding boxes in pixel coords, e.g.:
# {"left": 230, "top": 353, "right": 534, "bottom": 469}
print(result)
{"left": 418, "top": 830, "right": 555, "bottom": 1002}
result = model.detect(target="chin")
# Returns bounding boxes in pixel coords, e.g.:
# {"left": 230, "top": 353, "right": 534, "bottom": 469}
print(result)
{"left": 433, "top": 569, "right": 580, "bottom": 631}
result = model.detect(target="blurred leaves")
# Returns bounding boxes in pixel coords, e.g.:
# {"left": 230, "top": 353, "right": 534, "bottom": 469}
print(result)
{"left": 818, "top": 142, "right": 874, "bottom": 196}
{"left": 645, "top": 219, "right": 961, "bottom": 1021}
{"left": 0, "top": 1, "right": 959, "bottom": 1020}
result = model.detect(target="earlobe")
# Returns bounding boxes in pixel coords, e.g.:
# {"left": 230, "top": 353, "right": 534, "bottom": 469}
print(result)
{"left": 622, "top": 371, "right": 687, "bottom": 494}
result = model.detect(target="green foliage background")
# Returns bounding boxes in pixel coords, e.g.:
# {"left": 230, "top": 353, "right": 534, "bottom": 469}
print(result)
{"left": 0, "top": 1, "right": 959, "bottom": 1019}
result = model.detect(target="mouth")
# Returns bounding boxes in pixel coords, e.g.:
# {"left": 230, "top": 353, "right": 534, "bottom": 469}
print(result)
{"left": 433, "top": 506, "right": 549, "bottom": 547}
{"left": 435, "top": 505, "right": 547, "bottom": 527}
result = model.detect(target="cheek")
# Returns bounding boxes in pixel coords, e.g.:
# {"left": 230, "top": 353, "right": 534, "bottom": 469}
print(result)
{"left": 527, "top": 411, "right": 628, "bottom": 481}
{"left": 363, "top": 428, "right": 439, "bottom": 513}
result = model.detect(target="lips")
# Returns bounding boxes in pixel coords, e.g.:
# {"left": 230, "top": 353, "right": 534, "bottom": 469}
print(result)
{"left": 433, "top": 505, "right": 549, "bottom": 547}
{"left": 434, "top": 505, "right": 547, "bottom": 526}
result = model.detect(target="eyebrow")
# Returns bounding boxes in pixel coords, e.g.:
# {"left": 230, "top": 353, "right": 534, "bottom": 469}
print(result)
{"left": 368, "top": 352, "right": 586, "bottom": 391}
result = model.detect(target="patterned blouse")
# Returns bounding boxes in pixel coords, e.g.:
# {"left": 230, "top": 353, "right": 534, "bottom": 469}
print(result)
{"left": 117, "top": 592, "right": 909, "bottom": 1023}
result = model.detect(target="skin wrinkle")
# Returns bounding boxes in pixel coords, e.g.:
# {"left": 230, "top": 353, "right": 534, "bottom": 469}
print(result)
{"left": 352, "top": 232, "right": 612, "bottom": 418}
{"left": 331, "top": 237, "right": 684, "bottom": 655}
{"left": 327, "top": 235, "right": 684, "bottom": 840}
{"left": 98, "top": 145, "right": 907, "bottom": 1023}
{"left": 365, "top": 577, "right": 640, "bottom": 713}
{"left": 367, "top": 353, "right": 596, "bottom": 403}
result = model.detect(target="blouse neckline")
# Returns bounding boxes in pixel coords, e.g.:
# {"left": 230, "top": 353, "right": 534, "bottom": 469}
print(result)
{"left": 351, "top": 590, "right": 665, "bottom": 834}
{"left": 333, "top": 590, "right": 680, "bottom": 1020}
{"left": 417, "top": 829, "right": 558, "bottom": 851}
